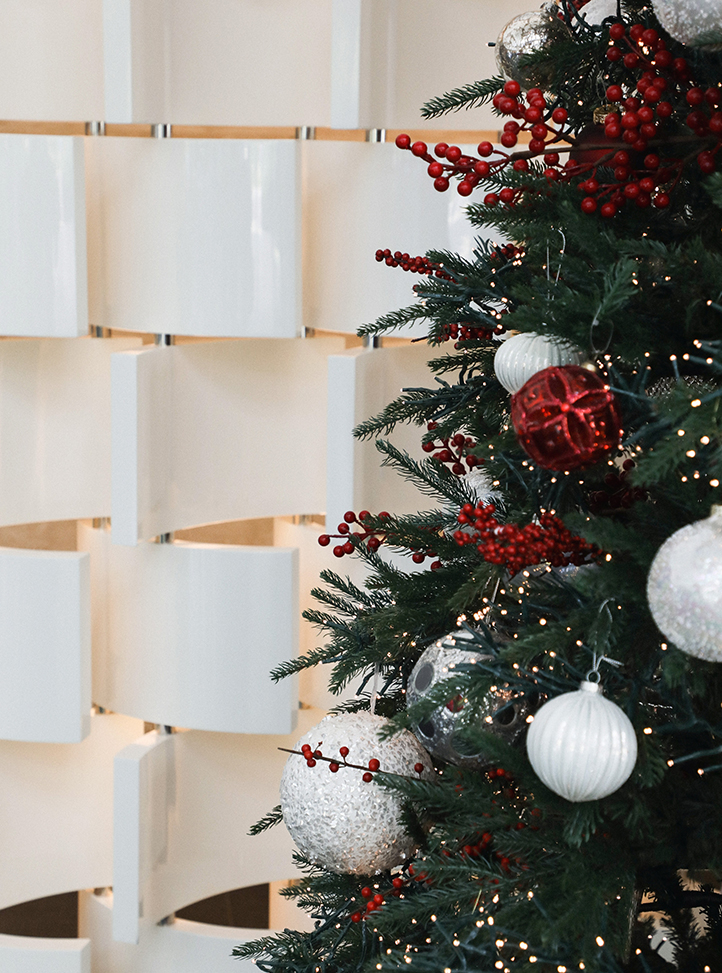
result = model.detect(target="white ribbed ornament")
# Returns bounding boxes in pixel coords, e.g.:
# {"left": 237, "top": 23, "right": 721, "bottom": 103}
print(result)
{"left": 494, "top": 332, "right": 585, "bottom": 394}
{"left": 526, "top": 681, "right": 637, "bottom": 802}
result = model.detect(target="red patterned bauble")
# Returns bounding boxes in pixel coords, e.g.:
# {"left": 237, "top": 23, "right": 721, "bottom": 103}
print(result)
{"left": 511, "top": 365, "right": 622, "bottom": 470}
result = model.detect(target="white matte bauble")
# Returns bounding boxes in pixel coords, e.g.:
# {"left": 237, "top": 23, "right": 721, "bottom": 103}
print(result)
{"left": 526, "top": 681, "right": 637, "bottom": 802}
{"left": 494, "top": 331, "right": 585, "bottom": 394}
{"left": 578, "top": 0, "right": 620, "bottom": 26}
{"left": 647, "top": 506, "right": 722, "bottom": 662}
{"left": 653, "top": 0, "right": 722, "bottom": 50}
{"left": 280, "top": 711, "right": 432, "bottom": 875}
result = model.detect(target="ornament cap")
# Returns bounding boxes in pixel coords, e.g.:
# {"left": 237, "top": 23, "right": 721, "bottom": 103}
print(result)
{"left": 580, "top": 680, "right": 602, "bottom": 694}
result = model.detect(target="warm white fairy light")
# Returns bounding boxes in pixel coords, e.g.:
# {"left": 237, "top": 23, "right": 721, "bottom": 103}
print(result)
{"left": 596, "top": 937, "right": 604, "bottom": 947}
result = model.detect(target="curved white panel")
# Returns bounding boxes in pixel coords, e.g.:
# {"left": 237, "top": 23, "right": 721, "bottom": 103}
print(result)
{"left": 0, "top": 338, "right": 140, "bottom": 527}
{"left": 326, "top": 344, "right": 446, "bottom": 529}
{"left": 102, "top": 0, "right": 333, "bottom": 126}
{"left": 110, "top": 339, "right": 343, "bottom": 544}
{"left": 0, "top": 136, "right": 86, "bottom": 337}
{"left": 303, "top": 141, "right": 483, "bottom": 336}
{"left": 80, "top": 524, "right": 299, "bottom": 733}
{"left": 0, "top": 935, "right": 89, "bottom": 973}
{"left": 82, "top": 892, "right": 260, "bottom": 971}
{"left": 112, "top": 713, "right": 322, "bottom": 942}
{"left": 86, "top": 137, "right": 301, "bottom": 337}
{"left": 0, "top": 0, "right": 103, "bottom": 121}
{"left": 0, "top": 548, "right": 90, "bottom": 744}
{"left": 331, "top": 0, "right": 535, "bottom": 131}
{"left": 0, "top": 712, "right": 143, "bottom": 911}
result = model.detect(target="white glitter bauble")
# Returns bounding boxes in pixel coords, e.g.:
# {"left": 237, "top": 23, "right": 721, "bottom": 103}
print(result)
{"left": 653, "top": 0, "right": 722, "bottom": 49}
{"left": 407, "top": 632, "right": 531, "bottom": 769}
{"left": 527, "top": 681, "right": 638, "bottom": 802}
{"left": 494, "top": 332, "right": 585, "bottom": 394}
{"left": 280, "top": 711, "right": 432, "bottom": 875}
{"left": 496, "top": 4, "right": 573, "bottom": 89}
{"left": 647, "top": 506, "right": 722, "bottom": 662}
{"left": 579, "top": 0, "right": 620, "bottom": 25}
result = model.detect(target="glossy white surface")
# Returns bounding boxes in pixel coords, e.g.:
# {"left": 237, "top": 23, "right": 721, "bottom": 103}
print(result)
{"left": 303, "top": 141, "right": 483, "bottom": 336}
{"left": 0, "top": 338, "right": 140, "bottom": 527}
{"left": 0, "top": 936, "right": 89, "bottom": 973}
{"left": 0, "top": 548, "right": 90, "bottom": 743}
{"left": 80, "top": 523, "right": 299, "bottom": 733}
{"left": 86, "top": 137, "right": 301, "bottom": 337}
{"left": 0, "top": 136, "right": 87, "bottom": 337}
{"left": 331, "top": 0, "right": 534, "bottom": 130}
{"left": 102, "top": 0, "right": 333, "bottom": 125}
{"left": 0, "top": 0, "right": 103, "bottom": 121}
{"left": 82, "top": 892, "right": 259, "bottom": 971}
{"left": 0, "top": 712, "right": 143, "bottom": 911}
{"left": 112, "top": 713, "right": 322, "bottom": 943}
{"left": 110, "top": 339, "right": 342, "bottom": 544}
{"left": 326, "top": 344, "right": 445, "bottom": 529}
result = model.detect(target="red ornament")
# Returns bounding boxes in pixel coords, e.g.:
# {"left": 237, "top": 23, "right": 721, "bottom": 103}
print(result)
{"left": 511, "top": 366, "right": 621, "bottom": 470}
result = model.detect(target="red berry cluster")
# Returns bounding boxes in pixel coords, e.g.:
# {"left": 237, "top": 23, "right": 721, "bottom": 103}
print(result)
{"left": 439, "top": 322, "right": 499, "bottom": 345}
{"left": 422, "top": 422, "right": 485, "bottom": 476}
{"left": 291, "top": 741, "right": 427, "bottom": 783}
{"left": 395, "top": 81, "right": 568, "bottom": 203}
{"left": 580, "top": 21, "right": 721, "bottom": 215}
{"left": 319, "top": 510, "right": 443, "bottom": 569}
{"left": 350, "top": 877, "right": 408, "bottom": 922}
{"left": 588, "top": 458, "right": 648, "bottom": 513}
{"left": 375, "top": 248, "right": 453, "bottom": 281}
{"left": 453, "top": 503, "right": 600, "bottom": 574}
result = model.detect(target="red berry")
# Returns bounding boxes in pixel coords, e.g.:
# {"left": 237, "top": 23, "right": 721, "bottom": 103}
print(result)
{"left": 477, "top": 141, "right": 493, "bottom": 157}
{"left": 504, "top": 80, "right": 521, "bottom": 97}
{"left": 710, "top": 113, "right": 722, "bottom": 134}
{"left": 581, "top": 197, "right": 597, "bottom": 214}
{"left": 414, "top": 762, "right": 424, "bottom": 774}
{"left": 329, "top": 762, "right": 339, "bottom": 772}
{"left": 392, "top": 876, "right": 404, "bottom": 888}
{"left": 445, "top": 145, "right": 462, "bottom": 163}
{"left": 623, "top": 182, "right": 640, "bottom": 199}
{"left": 531, "top": 123, "right": 547, "bottom": 140}
{"left": 623, "top": 52, "right": 639, "bottom": 68}
{"left": 605, "top": 124, "right": 621, "bottom": 139}
{"left": 411, "top": 141, "right": 428, "bottom": 157}
{"left": 673, "top": 57, "right": 688, "bottom": 74}
{"left": 434, "top": 177, "right": 449, "bottom": 192}
{"left": 544, "top": 168, "right": 559, "bottom": 181}
{"left": 653, "top": 193, "right": 670, "bottom": 208}
{"left": 609, "top": 22, "right": 625, "bottom": 40}
{"left": 653, "top": 49, "right": 672, "bottom": 68}
{"left": 368, "top": 758, "right": 381, "bottom": 771}
{"left": 613, "top": 150, "right": 630, "bottom": 166}
{"left": 373, "top": 893, "right": 384, "bottom": 905}
{"left": 500, "top": 131, "right": 517, "bottom": 148}
{"left": 705, "top": 88, "right": 721, "bottom": 107}
{"left": 318, "top": 534, "right": 330, "bottom": 546}
{"left": 365, "top": 901, "right": 376, "bottom": 912}
{"left": 351, "top": 912, "right": 362, "bottom": 923}
{"left": 544, "top": 152, "right": 559, "bottom": 165}
{"left": 629, "top": 23, "right": 644, "bottom": 40}
{"left": 484, "top": 193, "right": 499, "bottom": 206}
{"left": 636, "top": 192, "right": 651, "bottom": 207}
{"left": 528, "top": 138, "right": 546, "bottom": 154}
{"left": 621, "top": 111, "right": 639, "bottom": 129}
{"left": 524, "top": 106, "right": 542, "bottom": 123}
{"left": 687, "top": 87, "right": 704, "bottom": 106}
{"left": 606, "top": 85, "right": 623, "bottom": 102}
{"left": 656, "top": 101, "right": 673, "bottom": 118}
{"left": 638, "top": 106, "right": 654, "bottom": 123}
{"left": 306, "top": 758, "right": 316, "bottom": 767}
{"left": 457, "top": 181, "right": 473, "bottom": 196}
{"left": 600, "top": 202, "right": 617, "bottom": 218}
{"left": 641, "top": 28, "right": 658, "bottom": 45}
{"left": 699, "top": 151, "right": 716, "bottom": 173}
{"left": 434, "top": 142, "right": 448, "bottom": 157}
{"left": 343, "top": 541, "right": 353, "bottom": 554}
{"left": 362, "top": 772, "right": 373, "bottom": 783}
{"left": 333, "top": 545, "right": 345, "bottom": 557}
{"left": 639, "top": 177, "right": 655, "bottom": 193}
{"left": 499, "top": 187, "right": 515, "bottom": 204}
{"left": 427, "top": 161, "right": 444, "bottom": 178}
{"left": 474, "top": 160, "right": 490, "bottom": 176}
{"left": 607, "top": 46, "right": 622, "bottom": 62}
{"left": 614, "top": 165, "right": 630, "bottom": 181}
{"left": 552, "top": 107, "right": 568, "bottom": 123}
{"left": 394, "top": 133, "right": 411, "bottom": 149}
{"left": 361, "top": 887, "right": 372, "bottom": 899}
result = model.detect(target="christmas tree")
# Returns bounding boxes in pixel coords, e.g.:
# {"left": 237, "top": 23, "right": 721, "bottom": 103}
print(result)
{"left": 236, "top": 2, "right": 722, "bottom": 970}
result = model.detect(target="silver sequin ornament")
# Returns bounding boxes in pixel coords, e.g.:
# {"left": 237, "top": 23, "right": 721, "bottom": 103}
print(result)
{"left": 407, "top": 632, "right": 531, "bottom": 769}
{"left": 280, "top": 711, "right": 432, "bottom": 875}
{"left": 495, "top": 3, "right": 573, "bottom": 90}
{"left": 653, "top": 0, "right": 722, "bottom": 50}
{"left": 527, "top": 680, "right": 638, "bottom": 802}
{"left": 647, "top": 506, "right": 722, "bottom": 662}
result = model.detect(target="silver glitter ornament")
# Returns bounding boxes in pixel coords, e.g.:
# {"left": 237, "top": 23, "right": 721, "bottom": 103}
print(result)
{"left": 647, "top": 506, "right": 722, "bottom": 662}
{"left": 654, "top": 0, "right": 722, "bottom": 50}
{"left": 407, "top": 631, "right": 531, "bottom": 769}
{"left": 495, "top": 3, "right": 573, "bottom": 90}
{"left": 280, "top": 711, "right": 432, "bottom": 875}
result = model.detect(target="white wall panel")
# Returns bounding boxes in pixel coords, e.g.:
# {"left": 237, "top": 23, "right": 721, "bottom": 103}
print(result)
{"left": 0, "top": 712, "right": 143, "bottom": 911}
{"left": 110, "top": 339, "right": 343, "bottom": 544}
{"left": 326, "top": 344, "right": 445, "bottom": 529}
{"left": 0, "top": 338, "right": 140, "bottom": 527}
{"left": 0, "top": 0, "right": 103, "bottom": 121}
{"left": 79, "top": 523, "right": 299, "bottom": 734}
{"left": 0, "top": 136, "right": 87, "bottom": 337}
{"left": 0, "top": 936, "right": 90, "bottom": 973}
{"left": 111, "top": 712, "right": 322, "bottom": 943}
{"left": 86, "top": 137, "right": 301, "bottom": 337}
{"left": 0, "top": 548, "right": 90, "bottom": 743}
{"left": 82, "top": 893, "right": 259, "bottom": 972}
{"left": 102, "top": 0, "right": 333, "bottom": 126}
{"left": 331, "top": 0, "right": 534, "bottom": 131}
{"left": 303, "top": 141, "right": 482, "bottom": 336}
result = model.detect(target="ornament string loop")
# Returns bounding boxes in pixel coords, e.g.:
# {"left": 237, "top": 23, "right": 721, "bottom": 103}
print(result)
{"left": 370, "top": 662, "right": 380, "bottom": 715}
{"left": 586, "top": 650, "right": 622, "bottom": 683}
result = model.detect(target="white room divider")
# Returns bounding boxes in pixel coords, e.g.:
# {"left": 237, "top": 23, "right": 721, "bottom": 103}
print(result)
{"left": 0, "top": 935, "right": 90, "bottom": 973}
